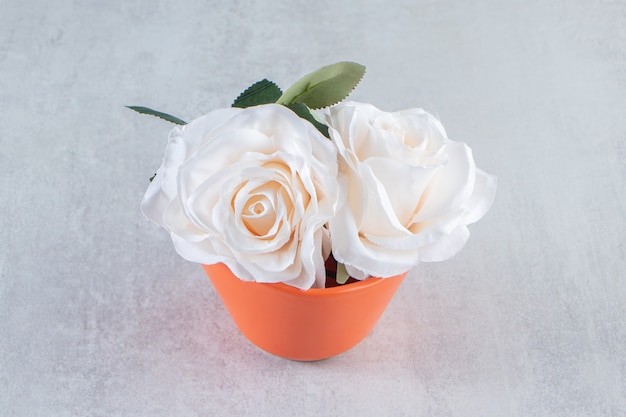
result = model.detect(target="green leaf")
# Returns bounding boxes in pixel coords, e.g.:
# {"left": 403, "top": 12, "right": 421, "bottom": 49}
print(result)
{"left": 335, "top": 262, "right": 350, "bottom": 285}
{"left": 232, "top": 79, "right": 282, "bottom": 108}
{"left": 276, "top": 62, "right": 366, "bottom": 109}
{"left": 286, "top": 103, "right": 329, "bottom": 138}
{"left": 127, "top": 106, "right": 186, "bottom": 125}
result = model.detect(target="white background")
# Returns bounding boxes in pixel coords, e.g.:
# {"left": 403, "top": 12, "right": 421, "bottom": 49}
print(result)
{"left": 1, "top": 0, "right": 624, "bottom": 416}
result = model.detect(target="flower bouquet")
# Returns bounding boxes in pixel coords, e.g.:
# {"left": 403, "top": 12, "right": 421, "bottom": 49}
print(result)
{"left": 131, "top": 62, "right": 496, "bottom": 360}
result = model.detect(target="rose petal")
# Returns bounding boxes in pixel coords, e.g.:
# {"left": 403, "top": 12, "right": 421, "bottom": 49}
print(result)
{"left": 418, "top": 225, "right": 471, "bottom": 262}
{"left": 141, "top": 169, "right": 171, "bottom": 225}
{"left": 462, "top": 168, "right": 497, "bottom": 225}
{"left": 330, "top": 196, "right": 420, "bottom": 278}
{"left": 411, "top": 141, "right": 476, "bottom": 222}
{"left": 365, "top": 156, "right": 440, "bottom": 226}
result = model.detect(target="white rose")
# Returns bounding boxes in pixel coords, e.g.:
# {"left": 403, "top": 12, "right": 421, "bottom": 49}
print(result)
{"left": 141, "top": 104, "right": 339, "bottom": 289}
{"left": 327, "top": 102, "right": 496, "bottom": 279}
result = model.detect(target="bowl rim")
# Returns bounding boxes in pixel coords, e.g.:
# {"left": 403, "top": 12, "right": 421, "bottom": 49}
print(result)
{"left": 203, "top": 263, "right": 407, "bottom": 298}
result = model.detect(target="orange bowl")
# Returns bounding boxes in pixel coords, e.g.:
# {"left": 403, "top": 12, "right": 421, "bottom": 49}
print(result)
{"left": 203, "top": 263, "right": 407, "bottom": 361}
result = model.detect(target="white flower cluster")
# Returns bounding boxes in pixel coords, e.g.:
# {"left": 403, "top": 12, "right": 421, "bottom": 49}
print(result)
{"left": 142, "top": 102, "right": 496, "bottom": 289}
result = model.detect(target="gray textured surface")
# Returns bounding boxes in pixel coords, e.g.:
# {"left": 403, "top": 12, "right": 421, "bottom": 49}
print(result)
{"left": 1, "top": 0, "right": 625, "bottom": 416}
